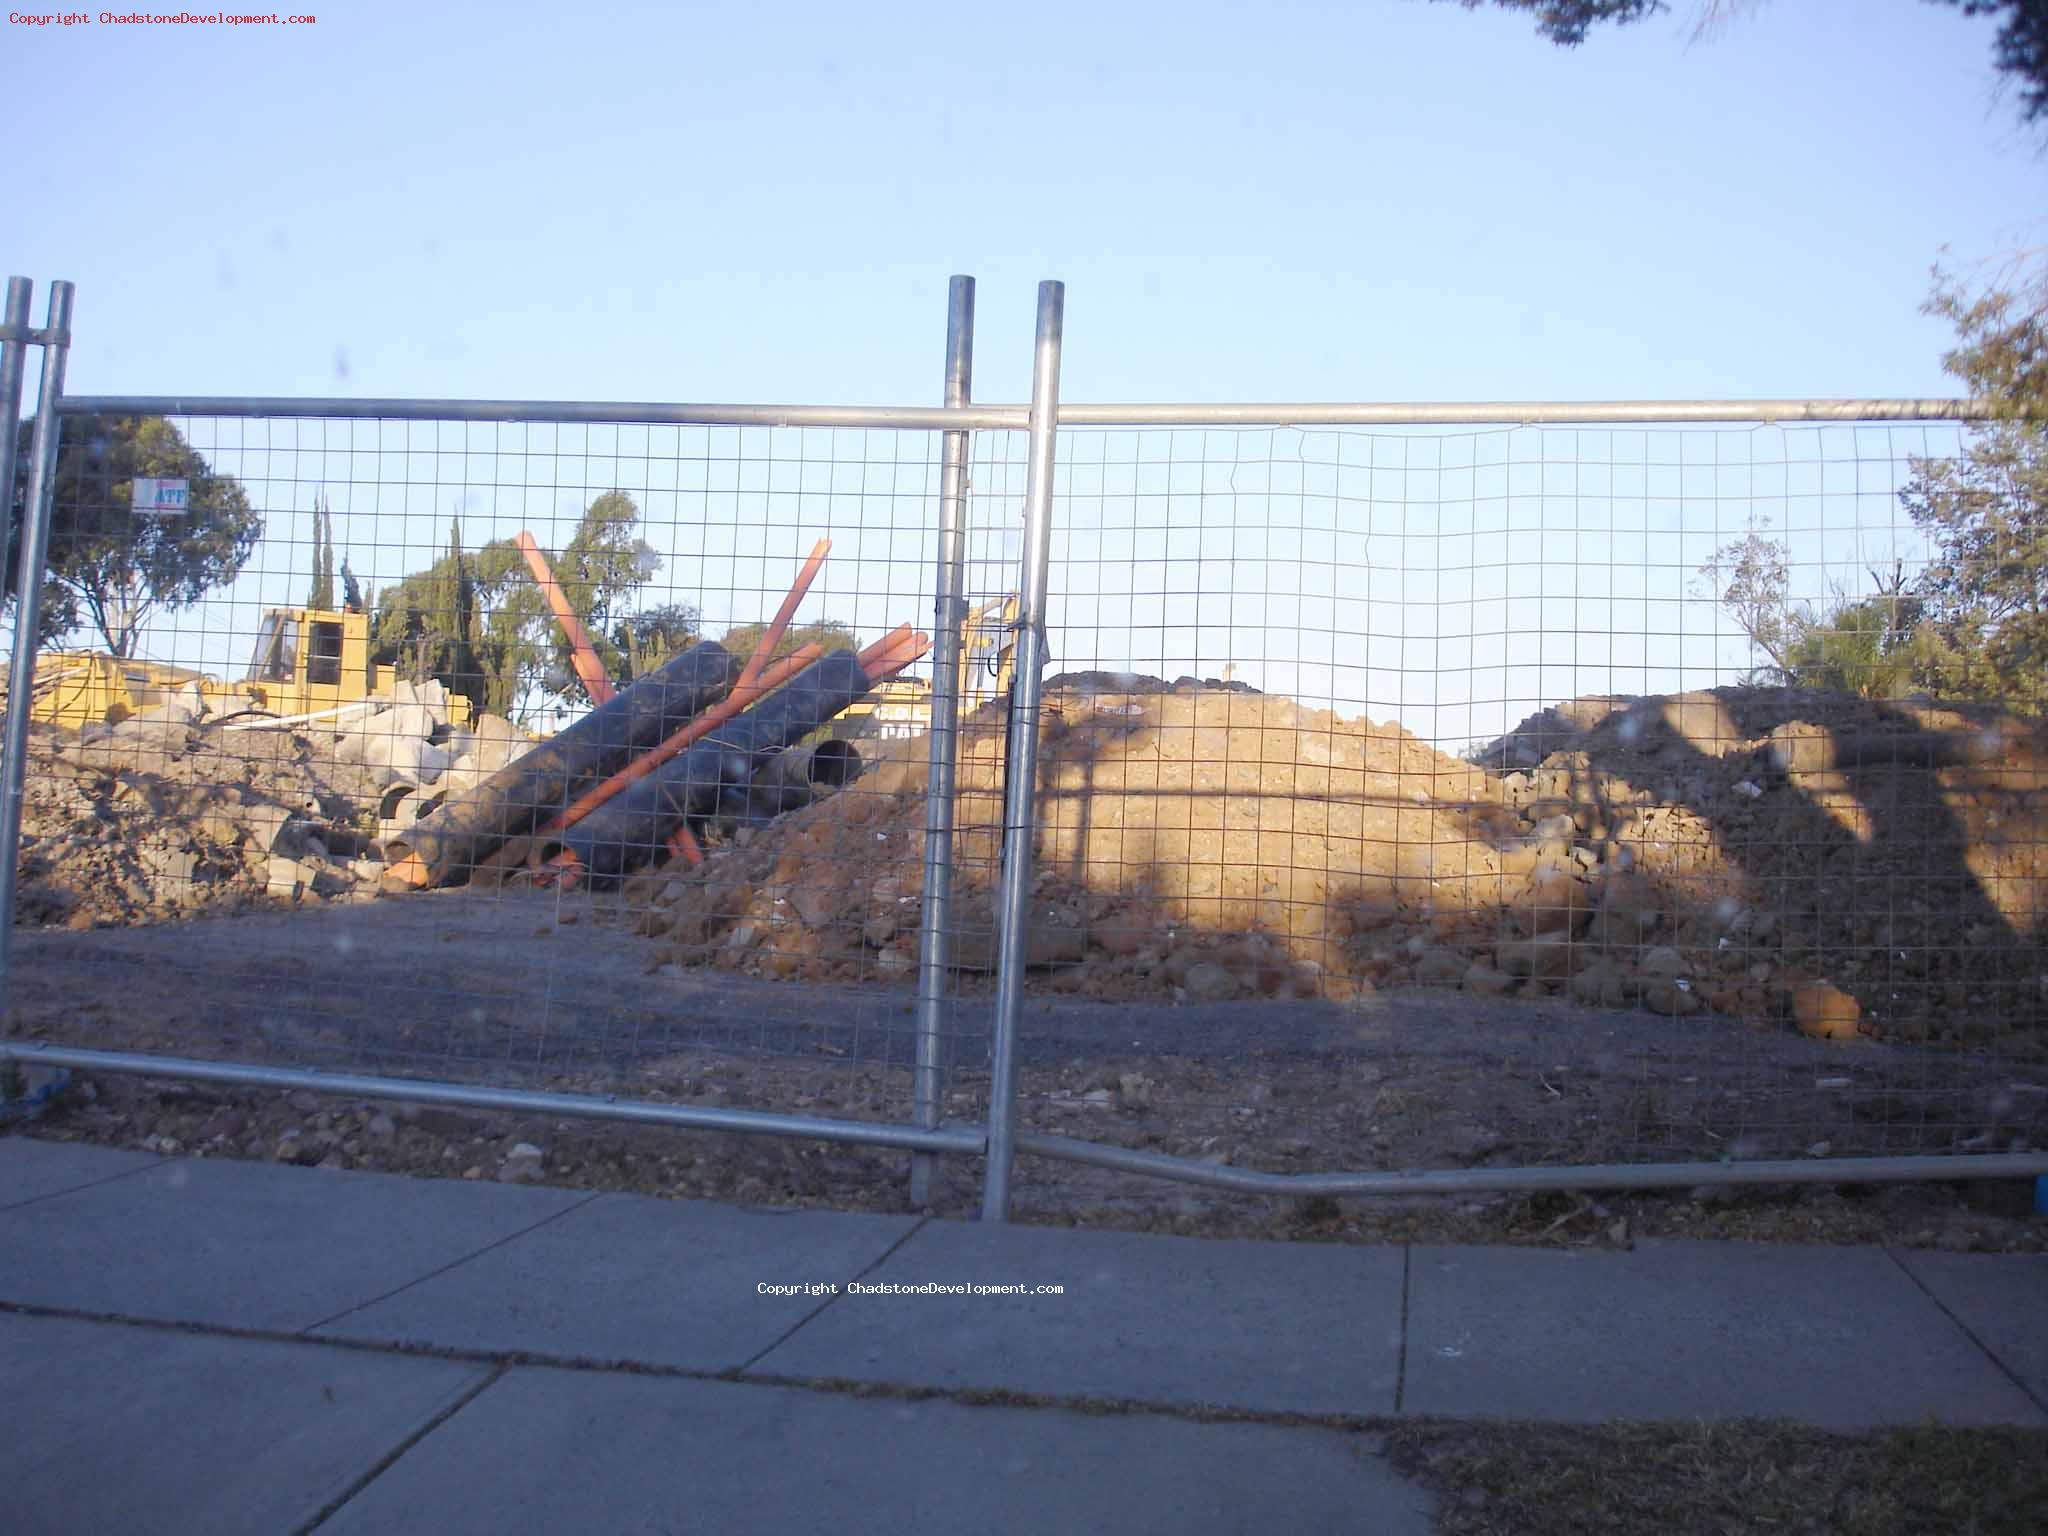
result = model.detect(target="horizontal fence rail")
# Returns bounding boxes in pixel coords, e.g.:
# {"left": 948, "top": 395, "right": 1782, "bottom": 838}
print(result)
{"left": 59, "top": 395, "right": 2004, "bottom": 429}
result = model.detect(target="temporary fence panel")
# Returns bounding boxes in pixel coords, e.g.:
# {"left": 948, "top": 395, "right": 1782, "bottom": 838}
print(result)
{"left": 993, "top": 414, "right": 2046, "bottom": 1212}
{"left": 0, "top": 279, "right": 1047, "bottom": 1193}
{"left": 4, "top": 268, "right": 2044, "bottom": 1221}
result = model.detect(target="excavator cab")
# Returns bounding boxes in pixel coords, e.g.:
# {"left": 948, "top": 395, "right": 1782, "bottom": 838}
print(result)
{"left": 957, "top": 594, "right": 1019, "bottom": 711}
{"left": 226, "top": 606, "right": 468, "bottom": 724}
{"left": 245, "top": 611, "right": 297, "bottom": 683}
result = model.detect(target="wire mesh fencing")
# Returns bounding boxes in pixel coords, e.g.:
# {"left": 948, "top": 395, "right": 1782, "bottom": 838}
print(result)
{"left": 6, "top": 409, "right": 1027, "bottom": 1152}
{"left": 996, "top": 420, "right": 2048, "bottom": 1195}
{"left": 4, "top": 309, "right": 2044, "bottom": 1216}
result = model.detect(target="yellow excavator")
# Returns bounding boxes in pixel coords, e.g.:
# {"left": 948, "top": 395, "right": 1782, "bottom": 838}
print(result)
{"left": 27, "top": 605, "right": 472, "bottom": 730}
{"left": 830, "top": 593, "right": 1019, "bottom": 742}
{"left": 28, "top": 587, "right": 1013, "bottom": 742}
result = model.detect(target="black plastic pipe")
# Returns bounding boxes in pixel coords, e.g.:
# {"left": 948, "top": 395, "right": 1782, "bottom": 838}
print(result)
{"left": 552, "top": 649, "right": 874, "bottom": 884}
{"left": 387, "top": 640, "right": 739, "bottom": 886}
{"left": 708, "top": 739, "right": 863, "bottom": 829}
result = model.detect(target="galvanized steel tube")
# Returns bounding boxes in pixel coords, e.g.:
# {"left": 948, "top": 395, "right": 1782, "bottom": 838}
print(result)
{"left": 53, "top": 395, "right": 1991, "bottom": 431}
{"left": 0, "top": 1042, "right": 985, "bottom": 1155}
{"left": 1014, "top": 1131, "right": 2048, "bottom": 1196}
{"left": 57, "top": 395, "right": 1029, "bottom": 432}
{"left": 912, "top": 276, "right": 976, "bottom": 1208}
{"left": 980, "top": 281, "right": 1064, "bottom": 1224}
{"left": 1044, "top": 398, "right": 1997, "bottom": 426}
{"left": 0, "top": 280, "right": 70, "bottom": 1018}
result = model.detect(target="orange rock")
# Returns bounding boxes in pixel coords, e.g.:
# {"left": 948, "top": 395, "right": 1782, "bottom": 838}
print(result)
{"left": 1509, "top": 865, "right": 1593, "bottom": 937}
{"left": 1793, "top": 981, "right": 1861, "bottom": 1040}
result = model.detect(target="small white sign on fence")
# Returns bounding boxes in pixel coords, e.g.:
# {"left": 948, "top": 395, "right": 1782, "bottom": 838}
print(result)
{"left": 131, "top": 477, "right": 190, "bottom": 516}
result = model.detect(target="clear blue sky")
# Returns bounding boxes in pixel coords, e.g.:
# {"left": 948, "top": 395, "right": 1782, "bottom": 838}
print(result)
{"left": 8, "top": 0, "right": 2040, "bottom": 405}
{"left": 5, "top": 1, "right": 2042, "bottom": 742}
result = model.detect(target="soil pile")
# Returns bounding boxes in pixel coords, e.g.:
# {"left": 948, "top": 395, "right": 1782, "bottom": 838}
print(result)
{"left": 633, "top": 680, "right": 2047, "bottom": 1047}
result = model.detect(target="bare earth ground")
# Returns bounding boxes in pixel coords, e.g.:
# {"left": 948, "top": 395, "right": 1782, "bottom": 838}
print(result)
{"left": 7, "top": 888, "right": 2044, "bottom": 1252}
{"left": 1380, "top": 1421, "right": 2048, "bottom": 1536}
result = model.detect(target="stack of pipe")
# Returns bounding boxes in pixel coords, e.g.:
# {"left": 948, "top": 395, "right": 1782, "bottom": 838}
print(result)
{"left": 536, "top": 626, "right": 926, "bottom": 888}
{"left": 379, "top": 640, "right": 739, "bottom": 890}
{"left": 378, "top": 531, "right": 930, "bottom": 895}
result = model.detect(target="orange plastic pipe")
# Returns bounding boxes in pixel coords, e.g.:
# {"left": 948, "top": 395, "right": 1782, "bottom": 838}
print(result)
{"left": 515, "top": 531, "right": 615, "bottom": 706}
{"left": 663, "top": 820, "right": 706, "bottom": 865}
{"left": 856, "top": 624, "right": 914, "bottom": 670}
{"left": 735, "top": 538, "right": 831, "bottom": 694}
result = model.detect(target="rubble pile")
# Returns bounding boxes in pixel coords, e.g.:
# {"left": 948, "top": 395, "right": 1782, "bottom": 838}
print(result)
{"left": 634, "top": 680, "right": 2047, "bottom": 1046}
{"left": 12, "top": 681, "right": 527, "bottom": 928}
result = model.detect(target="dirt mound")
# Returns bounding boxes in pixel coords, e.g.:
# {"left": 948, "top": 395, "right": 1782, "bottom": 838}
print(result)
{"left": 632, "top": 681, "right": 2047, "bottom": 1048}
{"left": 635, "top": 684, "right": 1510, "bottom": 999}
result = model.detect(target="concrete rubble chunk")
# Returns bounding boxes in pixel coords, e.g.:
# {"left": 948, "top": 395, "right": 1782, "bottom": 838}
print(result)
{"left": 242, "top": 803, "right": 294, "bottom": 854}
{"left": 466, "top": 714, "right": 528, "bottom": 773}
{"left": 265, "top": 856, "right": 314, "bottom": 899}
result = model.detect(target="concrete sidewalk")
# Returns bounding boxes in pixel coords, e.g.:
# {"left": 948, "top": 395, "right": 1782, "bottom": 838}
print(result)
{"left": 2, "top": 1137, "right": 2042, "bottom": 1535}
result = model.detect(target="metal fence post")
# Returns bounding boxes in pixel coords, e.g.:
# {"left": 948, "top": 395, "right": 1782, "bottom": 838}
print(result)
{"left": 0, "top": 279, "right": 32, "bottom": 536}
{"left": 911, "top": 275, "right": 976, "bottom": 1207}
{"left": 979, "top": 280, "right": 1064, "bottom": 1223}
{"left": 0, "top": 279, "right": 72, "bottom": 1017}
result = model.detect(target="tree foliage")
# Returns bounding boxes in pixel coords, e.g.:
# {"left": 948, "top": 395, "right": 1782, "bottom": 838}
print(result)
{"left": 1441, "top": 0, "right": 1664, "bottom": 46}
{"left": 1698, "top": 520, "right": 1796, "bottom": 684}
{"left": 612, "top": 603, "right": 702, "bottom": 681}
{"left": 1699, "top": 531, "right": 1928, "bottom": 699}
{"left": 1446, "top": 1, "right": 2048, "bottom": 124}
{"left": 8, "top": 414, "right": 262, "bottom": 658}
{"left": 1896, "top": 272, "right": 2048, "bottom": 703}
{"left": 1701, "top": 271, "right": 2046, "bottom": 705}
{"left": 717, "top": 618, "right": 860, "bottom": 668}
{"left": 370, "top": 525, "right": 519, "bottom": 717}
{"left": 306, "top": 495, "right": 337, "bottom": 611}
{"left": 527, "top": 490, "right": 661, "bottom": 687}
{"left": 368, "top": 490, "right": 666, "bottom": 721}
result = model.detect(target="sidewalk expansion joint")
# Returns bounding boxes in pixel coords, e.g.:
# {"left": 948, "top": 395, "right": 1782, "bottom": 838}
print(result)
{"left": 1394, "top": 1243, "right": 1411, "bottom": 1414}
{"left": 296, "top": 1190, "right": 606, "bottom": 1337}
{"left": 293, "top": 1361, "right": 508, "bottom": 1536}
{"left": 0, "top": 1150, "right": 161, "bottom": 1213}
{"left": 730, "top": 1212, "right": 934, "bottom": 1376}
{"left": 0, "top": 1295, "right": 1393, "bottom": 1436}
{"left": 1883, "top": 1244, "right": 2048, "bottom": 1419}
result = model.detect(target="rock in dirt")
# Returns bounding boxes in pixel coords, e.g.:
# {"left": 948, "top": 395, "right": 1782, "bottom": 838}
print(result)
{"left": 1463, "top": 962, "right": 1514, "bottom": 998}
{"left": 1568, "top": 959, "right": 1633, "bottom": 1008}
{"left": 1793, "top": 981, "right": 1861, "bottom": 1040}
{"left": 1494, "top": 934, "right": 1576, "bottom": 980}
{"left": 1414, "top": 948, "right": 1467, "bottom": 987}
{"left": 1508, "top": 865, "right": 1593, "bottom": 937}
{"left": 498, "top": 1142, "right": 546, "bottom": 1183}
{"left": 1641, "top": 975, "right": 1703, "bottom": 1017}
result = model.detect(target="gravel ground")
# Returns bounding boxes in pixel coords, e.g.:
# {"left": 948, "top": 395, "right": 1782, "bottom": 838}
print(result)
{"left": 6, "top": 886, "right": 2043, "bottom": 1252}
